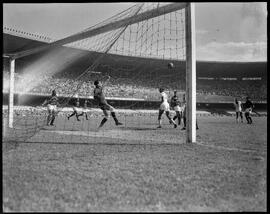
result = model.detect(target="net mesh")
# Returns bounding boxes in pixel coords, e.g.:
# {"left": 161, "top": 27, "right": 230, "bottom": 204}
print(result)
{"left": 3, "top": 3, "right": 187, "bottom": 144}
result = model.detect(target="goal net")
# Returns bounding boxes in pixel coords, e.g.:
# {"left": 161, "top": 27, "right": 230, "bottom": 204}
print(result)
{"left": 3, "top": 3, "right": 195, "bottom": 144}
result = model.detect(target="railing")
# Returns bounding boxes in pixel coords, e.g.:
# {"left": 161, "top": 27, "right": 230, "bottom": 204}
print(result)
{"left": 3, "top": 26, "right": 55, "bottom": 43}
{"left": 2, "top": 92, "right": 267, "bottom": 111}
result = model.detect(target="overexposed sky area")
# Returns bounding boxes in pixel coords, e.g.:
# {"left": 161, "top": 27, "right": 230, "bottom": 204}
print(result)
{"left": 3, "top": 2, "right": 267, "bottom": 62}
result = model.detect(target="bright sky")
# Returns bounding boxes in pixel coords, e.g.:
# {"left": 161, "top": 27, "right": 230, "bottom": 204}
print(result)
{"left": 3, "top": 2, "right": 267, "bottom": 62}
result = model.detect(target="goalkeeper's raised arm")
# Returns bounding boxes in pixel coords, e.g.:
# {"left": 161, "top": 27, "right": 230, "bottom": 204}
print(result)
{"left": 42, "top": 99, "right": 48, "bottom": 107}
{"left": 102, "top": 74, "right": 111, "bottom": 87}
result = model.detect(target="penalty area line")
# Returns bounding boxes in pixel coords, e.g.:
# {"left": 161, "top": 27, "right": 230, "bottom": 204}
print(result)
{"left": 194, "top": 141, "right": 264, "bottom": 154}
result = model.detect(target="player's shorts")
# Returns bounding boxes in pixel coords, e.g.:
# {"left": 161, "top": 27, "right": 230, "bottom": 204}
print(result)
{"left": 174, "top": 105, "right": 181, "bottom": 112}
{"left": 100, "top": 103, "right": 115, "bottom": 112}
{"left": 47, "top": 104, "right": 57, "bottom": 112}
{"left": 160, "top": 102, "right": 170, "bottom": 111}
{"left": 82, "top": 108, "right": 87, "bottom": 113}
{"left": 245, "top": 108, "right": 252, "bottom": 113}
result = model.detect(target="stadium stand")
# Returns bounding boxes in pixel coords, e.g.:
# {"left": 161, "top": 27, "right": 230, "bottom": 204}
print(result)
{"left": 3, "top": 64, "right": 267, "bottom": 102}
{"left": 3, "top": 30, "right": 267, "bottom": 102}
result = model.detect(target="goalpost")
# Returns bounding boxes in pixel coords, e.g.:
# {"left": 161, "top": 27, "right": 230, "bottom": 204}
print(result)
{"left": 185, "top": 3, "right": 196, "bottom": 143}
{"left": 5, "top": 3, "right": 196, "bottom": 143}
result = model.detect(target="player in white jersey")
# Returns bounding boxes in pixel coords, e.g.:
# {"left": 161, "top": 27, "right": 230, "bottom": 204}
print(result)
{"left": 67, "top": 98, "right": 84, "bottom": 121}
{"left": 81, "top": 99, "right": 90, "bottom": 120}
{"left": 157, "top": 88, "right": 177, "bottom": 128}
{"left": 234, "top": 98, "right": 243, "bottom": 123}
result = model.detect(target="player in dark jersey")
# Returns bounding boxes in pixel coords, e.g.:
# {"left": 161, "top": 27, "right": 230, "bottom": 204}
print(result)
{"left": 93, "top": 79, "right": 123, "bottom": 128}
{"left": 234, "top": 98, "right": 243, "bottom": 123}
{"left": 170, "top": 90, "right": 182, "bottom": 126}
{"left": 67, "top": 98, "right": 84, "bottom": 121}
{"left": 42, "top": 89, "right": 59, "bottom": 126}
{"left": 181, "top": 94, "right": 199, "bottom": 130}
{"left": 243, "top": 96, "right": 254, "bottom": 124}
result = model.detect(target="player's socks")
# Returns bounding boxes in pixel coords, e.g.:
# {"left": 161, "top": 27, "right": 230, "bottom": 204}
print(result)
{"left": 172, "top": 116, "right": 177, "bottom": 125}
{"left": 68, "top": 112, "right": 76, "bottom": 120}
{"left": 178, "top": 116, "right": 181, "bottom": 125}
{"left": 77, "top": 113, "right": 83, "bottom": 121}
{"left": 169, "top": 118, "right": 176, "bottom": 127}
{"left": 99, "top": 118, "right": 108, "bottom": 128}
{"left": 166, "top": 112, "right": 176, "bottom": 127}
{"left": 47, "top": 115, "right": 51, "bottom": 125}
{"left": 111, "top": 112, "right": 122, "bottom": 125}
{"left": 50, "top": 116, "right": 55, "bottom": 126}
{"left": 158, "top": 120, "right": 162, "bottom": 128}
{"left": 245, "top": 114, "right": 249, "bottom": 124}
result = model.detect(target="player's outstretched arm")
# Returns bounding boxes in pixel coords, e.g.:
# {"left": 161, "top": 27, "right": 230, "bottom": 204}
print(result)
{"left": 103, "top": 75, "right": 111, "bottom": 87}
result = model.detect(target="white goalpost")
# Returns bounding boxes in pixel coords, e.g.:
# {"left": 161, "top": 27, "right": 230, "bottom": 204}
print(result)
{"left": 5, "top": 2, "right": 196, "bottom": 143}
{"left": 185, "top": 3, "right": 196, "bottom": 143}
{"left": 8, "top": 58, "right": 15, "bottom": 128}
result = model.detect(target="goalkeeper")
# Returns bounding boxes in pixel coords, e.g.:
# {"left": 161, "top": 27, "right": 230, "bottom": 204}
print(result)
{"left": 93, "top": 75, "right": 123, "bottom": 129}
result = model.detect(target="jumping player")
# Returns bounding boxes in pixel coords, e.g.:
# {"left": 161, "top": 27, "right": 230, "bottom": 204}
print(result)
{"left": 157, "top": 88, "right": 177, "bottom": 128}
{"left": 93, "top": 79, "right": 123, "bottom": 128}
{"left": 42, "top": 89, "right": 59, "bottom": 126}
{"left": 234, "top": 98, "right": 243, "bottom": 123}
{"left": 170, "top": 90, "right": 182, "bottom": 126}
{"left": 67, "top": 98, "right": 84, "bottom": 121}
{"left": 243, "top": 96, "right": 254, "bottom": 124}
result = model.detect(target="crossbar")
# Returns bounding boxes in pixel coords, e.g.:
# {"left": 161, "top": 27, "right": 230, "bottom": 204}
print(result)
{"left": 7, "top": 3, "right": 187, "bottom": 59}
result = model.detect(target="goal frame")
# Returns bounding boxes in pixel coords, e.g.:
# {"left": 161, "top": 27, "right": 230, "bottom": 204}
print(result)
{"left": 6, "top": 2, "right": 196, "bottom": 143}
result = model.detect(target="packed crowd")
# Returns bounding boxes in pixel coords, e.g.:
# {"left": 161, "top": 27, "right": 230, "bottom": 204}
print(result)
{"left": 3, "top": 70, "right": 267, "bottom": 102}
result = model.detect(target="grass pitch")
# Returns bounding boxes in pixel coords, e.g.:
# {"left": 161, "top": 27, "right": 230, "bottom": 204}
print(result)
{"left": 2, "top": 113, "right": 267, "bottom": 212}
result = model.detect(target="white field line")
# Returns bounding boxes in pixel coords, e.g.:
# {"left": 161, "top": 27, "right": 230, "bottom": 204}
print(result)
{"left": 29, "top": 129, "right": 183, "bottom": 144}
{"left": 31, "top": 129, "right": 265, "bottom": 157}
{"left": 194, "top": 141, "right": 265, "bottom": 155}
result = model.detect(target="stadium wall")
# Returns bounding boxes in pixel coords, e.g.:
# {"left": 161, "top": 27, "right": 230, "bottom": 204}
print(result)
{"left": 2, "top": 93, "right": 267, "bottom": 112}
